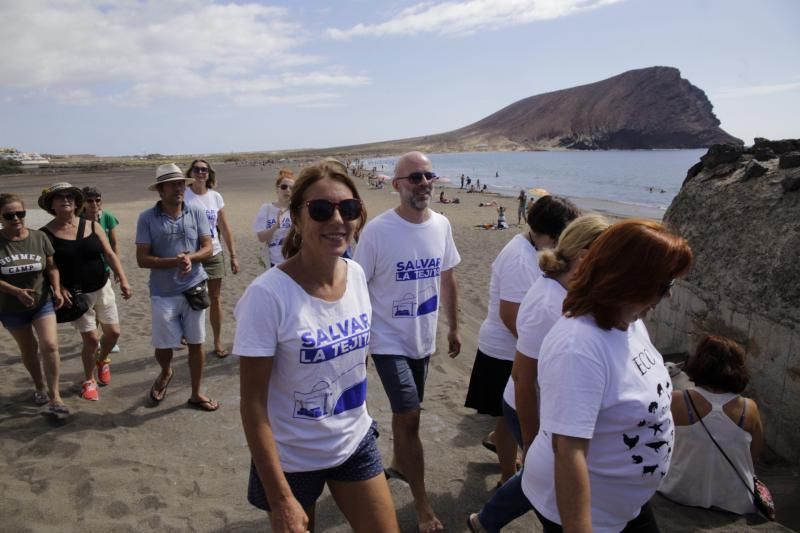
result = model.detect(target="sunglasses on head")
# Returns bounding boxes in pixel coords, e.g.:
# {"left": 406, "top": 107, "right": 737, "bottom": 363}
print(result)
{"left": 396, "top": 171, "right": 437, "bottom": 184}
{"left": 306, "top": 199, "right": 362, "bottom": 222}
{"left": 2, "top": 210, "right": 26, "bottom": 221}
{"left": 192, "top": 167, "right": 209, "bottom": 174}
{"left": 279, "top": 183, "right": 292, "bottom": 190}
{"left": 659, "top": 279, "right": 675, "bottom": 297}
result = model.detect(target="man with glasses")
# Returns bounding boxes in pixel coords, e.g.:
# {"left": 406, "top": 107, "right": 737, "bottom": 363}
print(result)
{"left": 354, "top": 151, "right": 461, "bottom": 533}
{"left": 135, "top": 163, "right": 218, "bottom": 412}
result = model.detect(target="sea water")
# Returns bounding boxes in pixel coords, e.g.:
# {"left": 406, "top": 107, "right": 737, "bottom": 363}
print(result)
{"left": 365, "top": 150, "right": 705, "bottom": 216}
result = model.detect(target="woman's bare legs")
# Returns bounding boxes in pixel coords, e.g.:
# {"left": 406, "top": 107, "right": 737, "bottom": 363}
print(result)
{"left": 207, "top": 277, "right": 225, "bottom": 354}
{"left": 31, "top": 314, "right": 63, "bottom": 405}
{"left": 328, "top": 474, "right": 399, "bottom": 533}
{"left": 9, "top": 325, "right": 45, "bottom": 392}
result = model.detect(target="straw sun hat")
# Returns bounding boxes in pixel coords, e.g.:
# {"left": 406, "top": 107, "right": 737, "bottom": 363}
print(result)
{"left": 37, "top": 183, "right": 84, "bottom": 214}
{"left": 148, "top": 163, "right": 193, "bottom": 191}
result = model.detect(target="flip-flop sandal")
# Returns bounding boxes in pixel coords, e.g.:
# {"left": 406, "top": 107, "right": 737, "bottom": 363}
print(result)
{"left": 33, "top": 390, "right": 50, "bottom": 406}
{"left": 384, "top": 467, "right": 409, "bottom": 484}
{"left": 149, "top": 370, "right": 174, "bottom": 403}
{"left": 418, "top": 517, "right": 444, "bottom": 533}
{"left": 214, "top": 349, "right": 230, "bottom": 359}
{"left": 187, "top": 398, "right": 220, "bottom": 411}
{"left": 44, "top": 403, "right": 70, "bottom": 419}
{"left": 467, "top": 514, "right": 487, "bottom": 533}
{"left": 481, "top": 438, "right": 497, "bottom": 454}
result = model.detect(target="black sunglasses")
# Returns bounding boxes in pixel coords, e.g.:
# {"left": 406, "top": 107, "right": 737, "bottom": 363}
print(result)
{"left": 306, "top": 199, "right": 362, "bottom": 222}
{"left": 660, "top": 279, "right": 675, "bottom": 297}
{"left": 192, "top": 167, "right": 209, "bottom": 174}
{"left": 396, "top": 171, "right": 437, "bottom": 184}
{"left": 2, "top": 210, "right": 26, "bottom": 221}
{"left": 279, "top": 183, "right": 292, "bottom": 190}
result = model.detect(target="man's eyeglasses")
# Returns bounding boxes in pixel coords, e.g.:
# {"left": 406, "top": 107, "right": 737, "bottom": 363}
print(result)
{"left": 660, "top": 279, "right": 675, "bottom": 297}
{"left": 192, "top": 167, "right": 209, "bottom": 174}
{"left": 2, "top": 210, "right": 26, "bottom": 221}
{"left": 306, "top": 199, "right": 362, "bottom": 222}
{"left": 396, "top": 171, "right": 437, "bottom": 185}
{"left": 279, "top": 183, "right": 292, "bottom": 191}
{"left": 85, "top": 198, "right": 102, "bottom": 204}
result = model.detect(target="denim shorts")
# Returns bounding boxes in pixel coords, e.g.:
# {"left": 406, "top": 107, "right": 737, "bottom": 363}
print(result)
{"left": 247, "top": 421, "right": 383, "bottom": 511}
{"left": 371, "top": 354, "right": 430, "bottom": 413}
{"left": 0, "top": 299, "right": 55, "bottom": 330}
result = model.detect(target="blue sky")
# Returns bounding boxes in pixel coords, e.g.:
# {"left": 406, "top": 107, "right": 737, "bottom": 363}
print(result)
{"left": 1, "top": 0, "right": 797, "bottom": 156}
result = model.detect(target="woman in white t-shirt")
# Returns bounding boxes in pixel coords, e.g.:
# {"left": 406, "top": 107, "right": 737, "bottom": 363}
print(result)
{"left": 184, "top": 159, "right": 238, "bottom": 358}
{"left": 522, "top": 219, "right": 693, "bottom": 533}
{"left": 465, "top": 195, "right": 578, "bottom": 485}
{"left": 252, "top": 168, "right": 294, "bottom": 268}
{"left": 234, "top": 160, "right": 399, "bottom": 533}
{"left": 468, "top": 214, "right": 610, "bottom": 533}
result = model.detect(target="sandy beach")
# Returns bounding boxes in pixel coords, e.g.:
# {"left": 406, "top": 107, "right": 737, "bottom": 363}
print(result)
{"left": 1, "top": 162, "right": 796, "bottom": 532}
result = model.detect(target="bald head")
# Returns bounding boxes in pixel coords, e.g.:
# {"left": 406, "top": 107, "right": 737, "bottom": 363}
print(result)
{"left": 394, "top": 151, "right": 431, "bottom": 178}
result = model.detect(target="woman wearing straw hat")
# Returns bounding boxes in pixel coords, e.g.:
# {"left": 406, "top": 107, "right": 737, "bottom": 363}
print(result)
{"left": 40, "top": 183, "right": 132, "bottom": 402}
{"left": 183, "top": 159, "right": 238, "bottom": 358}
{"left": 0, "top": 193, "right": 68, "bottom": 416}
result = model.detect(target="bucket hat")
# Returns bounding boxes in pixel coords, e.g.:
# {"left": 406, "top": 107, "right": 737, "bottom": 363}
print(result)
{"left": 37, "top": 182, "right": 84, "bottom": 214}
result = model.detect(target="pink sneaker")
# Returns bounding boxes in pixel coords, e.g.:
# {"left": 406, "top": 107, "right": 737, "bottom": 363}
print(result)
{"left": 97, "top": 362, "right": 111, "bottom": 386}
{"left": 81, "top": 380, "right": 99, "bottom": 401}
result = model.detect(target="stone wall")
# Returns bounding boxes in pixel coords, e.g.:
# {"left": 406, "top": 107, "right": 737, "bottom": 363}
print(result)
{"left": 646, "top": 139, "right": 800, "bottom": 464}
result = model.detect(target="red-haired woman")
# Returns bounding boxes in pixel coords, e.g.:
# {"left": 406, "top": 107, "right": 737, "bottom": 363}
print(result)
{"left": 660, "top": 335, "right": 763, "bottom": 515}
{"left": 521, "top": 219, "right": 692, "bottom": 533}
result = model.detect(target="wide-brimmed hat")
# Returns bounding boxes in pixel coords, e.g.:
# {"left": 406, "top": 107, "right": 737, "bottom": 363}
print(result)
{"left": 37, "top": 182, "right": 85, "bottom": 214}
{"left": 148, "top": 163, "right": 192, "bottom": 191}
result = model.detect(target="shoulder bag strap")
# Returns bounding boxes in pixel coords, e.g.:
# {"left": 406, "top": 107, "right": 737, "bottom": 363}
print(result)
{"left": 686, "top": 391, "right": 756, "bottom": 498}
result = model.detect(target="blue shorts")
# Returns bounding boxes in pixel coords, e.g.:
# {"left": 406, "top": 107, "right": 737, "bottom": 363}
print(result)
{"left": 372, "top": 354, "right": 430, "bottom": 413}
{"left": 247, "top": 422, "right": 383, "bottom": 511}
{"left": 503, "top": 400, "right": 523, "bottom": 448}
{"left": 0, "top": 299, "right": 55, "bottom": 330}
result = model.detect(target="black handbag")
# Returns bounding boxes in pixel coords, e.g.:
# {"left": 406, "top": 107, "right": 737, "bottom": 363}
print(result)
{"left": 183, "top": 280, "right": 210, "bottom": 310}
{"left": 55, "top": 289, "right": 90, "bottom": 323}
{"left": 686, "top": 392, "right": 775, "bottom": 521}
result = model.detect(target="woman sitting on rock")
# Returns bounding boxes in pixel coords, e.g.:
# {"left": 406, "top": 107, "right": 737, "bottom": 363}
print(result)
{"left": 659, "top": 335, "right": 764, "bottom": 515}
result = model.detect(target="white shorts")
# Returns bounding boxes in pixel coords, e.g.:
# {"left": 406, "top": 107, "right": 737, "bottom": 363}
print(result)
{"left": 150, "top": 294, "right": 206, "bottom": 349}
{"left": 71, "top": 278, "right": 119, "bottom": 333}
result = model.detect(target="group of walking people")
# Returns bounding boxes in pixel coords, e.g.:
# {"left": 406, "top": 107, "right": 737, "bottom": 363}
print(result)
{"left": 1, "top": 150, "right": 767, "bottom": 531}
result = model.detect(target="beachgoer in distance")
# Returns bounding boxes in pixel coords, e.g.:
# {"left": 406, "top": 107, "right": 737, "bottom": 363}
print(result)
{"left": 235, "top": 160, "right": 399, "bottom": 533}
{"left": 496, "top": 206, "right": 508, "bottom": 229}
{"left": 81, "top": 186, "right": 122, "bottom": 369}
{"left": 517, "top": 190, "right": 527, "bottom": 225}
{"left": 184, "top": 159, "right": 239, "bottom": 358}
{"left": 0, "top": 193, "right": 67, "bottom": 415}
{"left": 135, "top": 164, "right": 217, "bottom": 411}
{"left": 468, "top": 214, "right": 610, "bottom": 533}
{"left": 465, "top": 195, "right": 579, "bottom": 488}
{"left": 659, "top": 335, "right": 764, "bottom": 515}
{"left": 460, "top": 174, "right": 465, "bottom": 189}
{"left": 40, "top": 183, "right": 132, "bottom": 401}
{"left": 522, "top": 219, "right": 692, "bottom": 532}
{"left": 253, "top": 168, "right": 294, "bottom": 269}
{"left": 353, "top": 151, "right": 461, "bottom": 533}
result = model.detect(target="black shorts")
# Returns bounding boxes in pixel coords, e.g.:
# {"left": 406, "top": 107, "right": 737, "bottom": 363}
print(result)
{"left": 465, "top": 349, "right": 513, "bottom": 417}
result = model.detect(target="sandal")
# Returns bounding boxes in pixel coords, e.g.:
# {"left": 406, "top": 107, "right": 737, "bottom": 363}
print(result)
{"left": 46, "top": 403, "right": 70, "bottom": 418}
{"left": 213, "top": 348, "right": 229, "bottom": 359}
{"left": 149, "top": 369, "right": 174, "bottom": 403}
{"left": 33, "top": 390, "right": 49, "bottom": 406}
{"left": 187, "top": 398, "right": 220, "bottom": 411}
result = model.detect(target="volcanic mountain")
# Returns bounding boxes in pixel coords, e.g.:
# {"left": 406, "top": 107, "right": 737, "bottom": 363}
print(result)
{"left": 326, "top": 66, "right": 742, "bottom": 154}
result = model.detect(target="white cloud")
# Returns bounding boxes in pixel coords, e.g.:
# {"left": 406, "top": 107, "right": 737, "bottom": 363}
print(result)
{"left": 326, "top": 0, "right": 624, "bottom": 39}
{"left": 713, "top": 81, "right": 800, "bottom": 100}
{"left": 0, "top": 0, "right": 368, "bottom": 107}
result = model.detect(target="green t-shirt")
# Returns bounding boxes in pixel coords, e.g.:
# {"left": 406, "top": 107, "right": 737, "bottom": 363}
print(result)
{"left": 98, "top": 210, "right": 119, "bottom": 273}
{"left": 0, "top": 229, "right": 55, "bottom": 313}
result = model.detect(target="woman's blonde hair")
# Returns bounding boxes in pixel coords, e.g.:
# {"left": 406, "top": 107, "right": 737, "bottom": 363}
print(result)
{"left": 276, "top": 168, "right": 294, "bottom": 187}
{"left": 539, "top": 214, "right": 611, "bottom": 277}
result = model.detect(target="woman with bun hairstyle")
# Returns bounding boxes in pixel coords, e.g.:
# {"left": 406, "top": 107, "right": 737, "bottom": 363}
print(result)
{"left": 522, "top": 219, "right": 692, "bottom": 533}
{"left": 234, "top": 160, "right": 398, "bottom": 532}
{"left": 184, "top": 159, "right": 239, "bottom": 358}
{"left": 253, "top": 168, "right": 294, "bottom": 268}
{"left": 0, "top": 193, "right": 67, "bottom": 415}
{"left": 659, "top": 335, "right": 764, "bottom": 515}
{"left": 469, "top": 214, "right": 611, "bottom": 533}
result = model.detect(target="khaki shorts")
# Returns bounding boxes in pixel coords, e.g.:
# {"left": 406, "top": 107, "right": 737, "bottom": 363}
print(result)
{"left": 203, "top": 252, "right": 226, "bottom": 280}
{"left": 71, "top": 278, "right": 119, "bottom": 333}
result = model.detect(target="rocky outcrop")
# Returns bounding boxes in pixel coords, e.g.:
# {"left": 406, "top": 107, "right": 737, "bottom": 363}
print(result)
{"left": 647, "top": 138, "right": 800, "bottom": 463}
{"left": 314, "top": 66, "right": 741, "bottom": 156}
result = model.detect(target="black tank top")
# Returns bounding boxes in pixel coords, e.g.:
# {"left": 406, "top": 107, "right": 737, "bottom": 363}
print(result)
{"left": 42, "top": 217, "right": 108, "bottom": 293}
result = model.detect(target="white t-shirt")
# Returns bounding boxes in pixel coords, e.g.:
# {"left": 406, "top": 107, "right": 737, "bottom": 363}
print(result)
{"left": 184, "top": 188, "right": 224, "bottom": 256}
{"left": 502, "top": 276, "right": 566, "bottom": 409}
{"left": 252, "top": 202, "right": 291, "bottom": 266}
{"left": 522, "top": 315, "right": 674, "bottom": 533}
{"left": 232, "top": 259, "right": 373, "bottom": 472}
{"left": 477, "top": 233, "right": 540, "bottom": 360}
{"left": 353, "top": 209, "right": 460, "bottom": 358}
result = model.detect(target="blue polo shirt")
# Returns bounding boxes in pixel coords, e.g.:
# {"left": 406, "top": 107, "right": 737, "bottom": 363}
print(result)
{"left": 135, "top": 201, "right": 211, "bottom": 297}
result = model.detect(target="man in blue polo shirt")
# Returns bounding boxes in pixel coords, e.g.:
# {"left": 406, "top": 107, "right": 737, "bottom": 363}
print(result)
{"left": 136, "top": 163, "right": 218, "bottom": 411}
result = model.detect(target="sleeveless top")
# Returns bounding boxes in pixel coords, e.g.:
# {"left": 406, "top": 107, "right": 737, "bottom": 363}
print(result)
{"left": 658, "top": 387, "right": 756, "bottom": 515}
{"left": 42, "top": 217, "right": 108, "bottom": 293}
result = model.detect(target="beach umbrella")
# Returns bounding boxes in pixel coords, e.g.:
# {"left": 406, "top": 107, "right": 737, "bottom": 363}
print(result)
{"left": 528, "top": 187, "right": 549, "bottom": 197}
